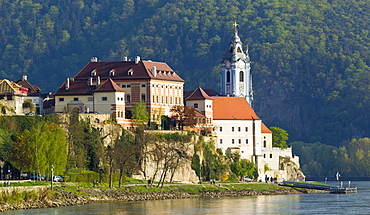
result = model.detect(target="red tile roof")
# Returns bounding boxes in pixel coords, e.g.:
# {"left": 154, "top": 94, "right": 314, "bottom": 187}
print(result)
{"left": 212, "top": 97, "right": 260, "bottom": 120}
{"left": 261, "top": 123, "right": 272, "bottom": 133}
{"left": 74, "top": 60, "right": 184, "bottom": 82}
{"left": 95, "top": 78, "right": 125, "bottom": 92}
{"left": 55, "top": 80, "right": 96, "bottom": 96}
{"left": 185, "top": 87, "right": 213, "bottom": 100}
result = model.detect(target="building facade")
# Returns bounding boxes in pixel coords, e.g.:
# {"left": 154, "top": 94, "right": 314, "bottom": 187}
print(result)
{"left": 54, "top": 57, "right": 184, "bottom": 128}
{"left": 14, "top": 75, "right": 43, "bottom": 114}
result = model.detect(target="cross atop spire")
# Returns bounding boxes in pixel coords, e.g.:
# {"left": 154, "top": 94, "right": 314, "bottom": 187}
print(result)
{"left": 233, "top": 21, "right": 239, "bottom": 33}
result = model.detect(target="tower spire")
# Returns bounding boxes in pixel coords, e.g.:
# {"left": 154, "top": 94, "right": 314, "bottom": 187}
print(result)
{"left": 221, "top": 21, "right": 253, "bottom": 105}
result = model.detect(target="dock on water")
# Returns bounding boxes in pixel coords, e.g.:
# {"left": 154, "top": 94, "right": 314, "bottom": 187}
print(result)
{"left": 281, "top": 181, "right": 357, "bottom": 194}
{"left": 329, "top": 187, "right": 357, "bottom": 194}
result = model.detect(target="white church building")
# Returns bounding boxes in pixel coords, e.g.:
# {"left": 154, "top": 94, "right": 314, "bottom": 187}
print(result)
{"left": 185, "top": 22, "right": 304, "bottom": 181}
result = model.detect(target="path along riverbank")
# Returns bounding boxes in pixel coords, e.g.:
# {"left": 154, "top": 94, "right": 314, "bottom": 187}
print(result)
{"left": 0, "top": 182, "right": 327, "bottom": 212}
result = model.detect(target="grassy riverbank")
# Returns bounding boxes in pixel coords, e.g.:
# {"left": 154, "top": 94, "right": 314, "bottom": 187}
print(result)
{"left": 0, "top": 182, "right": 327, "bottom": 212}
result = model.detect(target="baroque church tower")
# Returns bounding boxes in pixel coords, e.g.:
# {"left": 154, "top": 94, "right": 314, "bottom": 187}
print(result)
{"left": 221, "top": 22, "right": 253, "bottom": 105}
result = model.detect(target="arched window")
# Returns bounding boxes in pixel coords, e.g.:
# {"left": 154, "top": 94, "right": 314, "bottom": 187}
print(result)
{"left": 226, "top": 71, "right": 230, "bottom": 82}
{"left": 91, "top": 69, "right": 97, "bottom": 76}
{"left": 109, "top": 69, "right": 115, "bottom": 76}
{"left": 239, "top": 71, "right": 244, "bottom": 82}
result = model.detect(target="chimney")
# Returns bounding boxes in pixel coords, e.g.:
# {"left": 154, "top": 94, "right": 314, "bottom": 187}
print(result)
{"left": 96, "top": 76, "right": 101, "bottom": 87}
{"left": 89, "top": 77, "right": 93, "bottom": 85}
{"left": 22, "top": 75, "right": 27, "bottom": 81}
{"left": 135, "top": 56, "right": 140, "bottom": 64}
{"left": 123, "top": 56, "right": 128, "bottom": 61}
{"left": 152, "top": 66, "right": 157, "bottom": 77}
{"left": 91, "top": 57, "right": 98, "bottom": 62}
{"left": 65, "top": 78, "right": 70, "bottom": 91}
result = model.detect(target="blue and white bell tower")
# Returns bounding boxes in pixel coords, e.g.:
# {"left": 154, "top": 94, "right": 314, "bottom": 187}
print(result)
{"left": 221, "top": 21, "right": 253, "bottom": 105}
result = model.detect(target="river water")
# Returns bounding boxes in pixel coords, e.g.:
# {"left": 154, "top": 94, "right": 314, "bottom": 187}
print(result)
{"left": 2, "top": 181, "right": 369, "bottom": 215}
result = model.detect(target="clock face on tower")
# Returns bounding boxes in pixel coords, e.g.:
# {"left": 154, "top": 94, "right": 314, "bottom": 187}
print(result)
{"left": 225, "top": 60, "right": 231, "bottom": 69}
{"left": 238, "top": 61, "right": 245, "bottom": 69}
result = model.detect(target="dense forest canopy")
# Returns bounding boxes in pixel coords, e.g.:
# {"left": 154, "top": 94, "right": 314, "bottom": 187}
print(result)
{"left": 0, "top": 0, "right": 369, "bottom": 146}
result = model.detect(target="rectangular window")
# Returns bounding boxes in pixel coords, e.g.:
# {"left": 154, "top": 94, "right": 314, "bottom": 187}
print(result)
{"left": 220, "top": 139, "right": 223, "bottom": 144}
{"left": 245, "top": 127, "right": 248, "bottom": 132}
{"left": 59, "top": 98, "right": 64, "bottom": 102}
{"left": 102, "top": 97, "right": 107, "bottom": 101}
{"left": 220, "top": 127, "right": 223, "bottom": 132}
{"left": 238, "top": 139, "right": 241, "bottom": 144}
{"left": 246, "top": 139, "right": 249, "bottom": 144}
{"left": 141, "top": 94, "right": 145, "bottom": 101}
{"left": 88, "top": 97, "right": 93, "bottom": 101}
{"left": 232, "top": 139, "right": 235, "bottom": 144}
{"left": 122, "top": 84, "right": 127, "bottom": 88}
{"left": 73, "top": 97, "right": 78, "bottom": 101}
{"left": 126, "top": 95, "right": 131, "bottom": 103}
{"left": 141, "top": 84, "right": 146, "bottom": 87}
{"left": 270, "top": 154, "right": 273, "bottom": 158}
{"left": 238, "top": 127, "right": 241, "bottom": 132}
{"left": 127, "top": 84, "right": 131, "bottom": 88}
{"left": 232, "top": 127, "right": 234, "bottom": 132}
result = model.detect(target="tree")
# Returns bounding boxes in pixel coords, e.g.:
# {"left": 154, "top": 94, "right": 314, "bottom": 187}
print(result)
{"left": 170, "top": 105, "right": 197, "bottom": 130}
{"left": 11, "top": 122, "right": 67, "bottom": 178}
{"left": 227, "top": 152, "right": 256, "bottom": 180}
{"left": 131, "top": 101, "right": 149, "bottom": 126}
{"left": 0, "top": 128, "right": 12, "bottom": 162}
{"left": 270, "top": 127, "right": 289, "bottom": 149}
{"left": 45, "top": 123, "right": 68, "bottom": 176}
{"left": 191, "top": 153, "right": 202, "bottom": 182}
{"left": 66, "top": 112, "right": 88, "bottom": 170}
{"left": 113, "top": 129, "right": 138, "bottom": 187}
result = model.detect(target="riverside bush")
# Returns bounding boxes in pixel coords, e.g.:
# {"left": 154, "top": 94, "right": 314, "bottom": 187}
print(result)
{"left": 0, "top": 189, "right": 39, "bottom": 203}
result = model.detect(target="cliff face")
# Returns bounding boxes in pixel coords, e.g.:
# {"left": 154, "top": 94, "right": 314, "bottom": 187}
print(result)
{"left": 253, "top": 81, "right": 369, "bottom": 145}
{"left": 279, "top": 156, "right": 306, "bottom": 181}
{"left": 254, "top": 83, "right": 312, "bottom": 142}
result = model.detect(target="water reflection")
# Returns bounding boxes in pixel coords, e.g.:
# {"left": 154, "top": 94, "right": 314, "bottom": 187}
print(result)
{"left": 3, "top": 181, "right": 370, "bottom": 215}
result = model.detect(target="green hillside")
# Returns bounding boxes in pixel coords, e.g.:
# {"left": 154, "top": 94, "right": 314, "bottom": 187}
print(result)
{"left": 0, "top": 0, "right": 369, "bottom": 146}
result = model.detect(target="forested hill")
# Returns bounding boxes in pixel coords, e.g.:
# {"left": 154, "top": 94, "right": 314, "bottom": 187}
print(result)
{"left": 0, "top": 0, "right": 369, "bottom": 146}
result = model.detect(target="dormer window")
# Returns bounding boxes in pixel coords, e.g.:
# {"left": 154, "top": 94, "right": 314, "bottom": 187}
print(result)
{"left": 128, "top": 69, "right": 133, "bottom": 76}
{"left": 109, "top": 69, "right": 115, "bottom": 76}
{"left": 91, "top": 69, "right": 97, "bottom": 76}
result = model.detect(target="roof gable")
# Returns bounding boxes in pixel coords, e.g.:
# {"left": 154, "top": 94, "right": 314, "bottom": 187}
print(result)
{"left": 185, "top": 87, "right": 213, "bottom": 101}
{"left": 95, "top": 78, "right": 125, "bottom": 93}
{"left": 15, "top": 79, "right": 41, "bottom": 96}
{"left": 212, "top": 97, "right": 260, "bottom": 120}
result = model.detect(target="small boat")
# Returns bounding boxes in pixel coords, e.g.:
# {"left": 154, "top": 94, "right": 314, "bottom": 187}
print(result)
{"left": 329, "top": 187, "right": 357, "bottom": 194}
